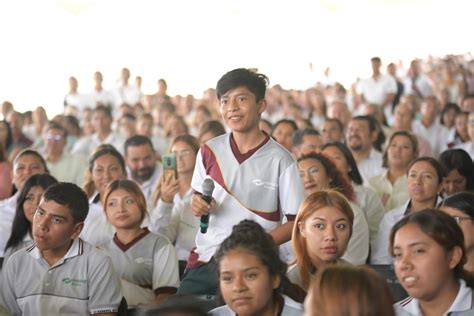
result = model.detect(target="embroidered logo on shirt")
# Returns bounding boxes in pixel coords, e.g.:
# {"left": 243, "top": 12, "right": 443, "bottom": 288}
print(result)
{"left": 252, "top": 179, "right": 277, "bottom": 190}
{"left": 62, "top": 278, "right": 87, "bottom": 286}
{"left": 135, "top": 258, "right": 153, "bottom": 264}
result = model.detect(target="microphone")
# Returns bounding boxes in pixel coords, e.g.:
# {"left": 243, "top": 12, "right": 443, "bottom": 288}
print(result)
{"left": 200, "top": 178, "right": 215, "bottom": 234}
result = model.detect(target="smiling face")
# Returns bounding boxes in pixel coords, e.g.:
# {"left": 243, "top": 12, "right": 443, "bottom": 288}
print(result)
{"left": 392, "top": 223, "right": 461, "bottom": 302}
{"left": 92, "top": 154, "right": 126, "bottom": 195}
{"left": 220, "top": 86, "right": 266, "bottom": 135}
{"left": 298, "top": 158, "right": 330, "bottom": 195}
{"left": 298, "top": 206, "right": 351, "bottom": 267}
{"left": 346, "top": 119, "right": 374, "bottom": 153}
{"left": 125, "top": 144, "right": 156, "bottom": 184}
{"left": 13, "top": 154, "right": 46, "bottom": 191}
{"left": 219, "top": 249, "right": 279, "bottom": 316}
{"left": 407, "top": 161, "right": 441, "bottom": 205}
{"left": 105, "top": 188, "right": 144, "bottom": 229}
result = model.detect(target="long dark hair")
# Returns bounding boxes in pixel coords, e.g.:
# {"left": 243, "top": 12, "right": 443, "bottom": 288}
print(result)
{"left": 321, "top": 142, "right": 364, "bottom": 185}
{"left": 389, "top": 209, "right": 474, "bottom": 287}
{"left": 215, "top": 220, "right": 303, "bottom": 303}
{"left": 5, "top": 173, "right": 58, "bottom": 251}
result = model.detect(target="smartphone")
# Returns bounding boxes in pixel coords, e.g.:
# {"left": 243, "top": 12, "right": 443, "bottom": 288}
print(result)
{"left": 162, "top": 153, "right": 178, "bottom": 181}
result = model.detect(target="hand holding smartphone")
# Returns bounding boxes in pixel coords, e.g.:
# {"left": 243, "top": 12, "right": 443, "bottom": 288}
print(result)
{"left": 162, "top": 153, "right": 178, "bottom": 181}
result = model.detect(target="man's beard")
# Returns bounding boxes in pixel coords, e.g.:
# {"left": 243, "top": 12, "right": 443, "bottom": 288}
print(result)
{"left": 132, "top": 166, "right": 155, "bottom": 183}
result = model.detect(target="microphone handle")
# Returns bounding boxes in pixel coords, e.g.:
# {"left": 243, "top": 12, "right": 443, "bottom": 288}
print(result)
{"left": 200, "top": 194, "right": 212, "bottom": 233}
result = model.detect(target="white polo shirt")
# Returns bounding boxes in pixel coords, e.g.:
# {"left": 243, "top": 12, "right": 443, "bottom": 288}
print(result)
{"left": 209, "top": 294, "right": 303, "bottom": 316}
{"left": 356, "top": 148, "right": 384, "bottom": 185}
{"left": 356, "top": 74, "right": 397, "bottom": 106}
{"left": 394, "top": 279, "right": 473, "bottom": 316}
{"left": 1, "top": 238, "right": 122, "bottom": 315}
{"left": 0, "top": 192, "right": 19, "bottom": 258}
{"left": 371, "top": 196, "right": 443, "bottom": 264}
{"left": 80, "top": 194, "right": 115, "bottom": 246}
{"left": 368, "top": 171, "right": 409, "bottom": 211}
{"left": 412, "top": 119, "right": 449, "bottom": 157}
{"left": 149, "top": 189, "right": 197, "bottom": 261}
{"left": 72, "top": 131, "right": 126, "bottom": 157}
{"left": 189, "top": 133, "right": 305, "bottom": 265}
{"left": 99, "top": 229, "right": 179, "bottom": 308}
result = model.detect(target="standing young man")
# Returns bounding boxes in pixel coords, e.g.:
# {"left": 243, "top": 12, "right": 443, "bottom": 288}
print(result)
{"left": 178, "top": 68, "right": 305, "bottom": 295}
{"left": 2, "top": 182, "right": 123, "bottom": 315}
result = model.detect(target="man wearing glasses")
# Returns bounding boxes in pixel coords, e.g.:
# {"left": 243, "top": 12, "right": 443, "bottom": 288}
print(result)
{"left": 41, "top": 121, "right": 87, "bottom": 185}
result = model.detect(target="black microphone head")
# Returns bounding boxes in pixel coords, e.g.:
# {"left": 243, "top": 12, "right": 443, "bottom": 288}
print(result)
{"left": 202, "top": 178, "right": 215, "bottom": 196}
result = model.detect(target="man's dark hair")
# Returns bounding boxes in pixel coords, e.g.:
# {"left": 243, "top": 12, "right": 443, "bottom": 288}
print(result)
{"left": 371, "top": 56, "right": 381, "bottom": 63}
{"left": 293, "top": 128, "right": 321, "bottom": 147}
{"left": 271, "top": 119, "right": 298, "bottom": 135}
{"left": 159, "top": 102, "right": 176, "bottom": 114}
{"left": 93, "top": 104, "right": 112, "bottom": 118}
{"left": 325, "top": 118, "right": 344, "bottom": 133}
{"left": 45, "top": 121, "right": 68, "bottom": 138}
{"left": 461, "top": 94, "right": 474, "bottom": 104}
{"left": 352, "top": 115, "right": 377, "bottom": 133}
{"left": 124, "top": 135, "right": 154, "bottom": 154}
{"left": 43, "top": 182, "right": 89, "bottom": 223}
{"left": 439, "top": 149, "right": 474, "bottom": 191}
{"left": 216, "top": 68, "right": 269, "bottom": 102}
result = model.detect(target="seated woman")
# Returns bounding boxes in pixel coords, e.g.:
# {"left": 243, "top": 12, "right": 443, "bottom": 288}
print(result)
{"left": 289, "top": 190, "right": 354, "bottom": 292}
{"left": 372, "top": 157, "right": 444, "bottom": 264}
{"left": 297, "top": 153, "right": 369, "bottom": 265}
{"left": 209, "top": 220, "right": 303, "bottom": 316}
{"left": 390, "top": 209, "right": 474, "bottom": 316}
{"left": 439, "top": 149, "right": 474, "bottom": 197}
{"left": 149, "top": 135, "right": 200, "bottom": 275}
{"left": 368, "top": 131, "right": 419, "bottom": 210}
{"left": 0, "top": 149, "right": 49, "bottom": 260}
{"left": 304, "top": 265, "right": 395, "bottom": 316}
{"left": 441, "top": 192, "right": 474, "bottom": 273}
{"left": 4, "top": 173, "right": 57, "bottom": 263}
{"left": 81, "top": 144, "right": 127, "bottom": 246}
{"left": 100, "top": 179, "right": 179, "bottom": 307}
{"left": 321, "top": 142, "right": 385, "bottom": 243}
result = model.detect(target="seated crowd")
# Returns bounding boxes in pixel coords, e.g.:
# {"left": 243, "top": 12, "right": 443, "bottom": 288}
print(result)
{"left": 0, "top": 54, "right": 474, "bottom": 315}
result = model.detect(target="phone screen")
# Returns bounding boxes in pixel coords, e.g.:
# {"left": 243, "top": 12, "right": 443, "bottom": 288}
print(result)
{"left": 162, "top": 153, "right": 177, "bottom": 181}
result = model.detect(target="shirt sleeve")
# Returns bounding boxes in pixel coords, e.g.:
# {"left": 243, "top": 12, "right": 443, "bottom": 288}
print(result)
{"left": 278, "top": 162, "right": 305, "bottom": 219}
{"left": 341, "top": 203, "right": 370, "bottom": 265}
{"left": 371, "top": 212, "right": 394, "bottom": 264}
{"left": 87, "top": 251, "right": 123, "bottom": 314}
{"left": 1, "top": 256, "right": 22, "bottom": 316}
{"left": 152, "top": 237, "right": 179, "bottom": 295}
{"left": 361, "top": 187, "right": 386, "bottom": 244}
{"left": 190, "top": 148, "right": 206, "bottom": 194}
{"left": 149, "top": 200, "right": 174, "bottom": 239}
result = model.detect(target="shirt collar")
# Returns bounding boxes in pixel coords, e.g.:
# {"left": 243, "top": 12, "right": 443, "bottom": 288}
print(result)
{"left": 401, "top": 279, "right": 472, "bottom": 315}
{"left": 27, "top": 238, "right": 84, "bottom": 266}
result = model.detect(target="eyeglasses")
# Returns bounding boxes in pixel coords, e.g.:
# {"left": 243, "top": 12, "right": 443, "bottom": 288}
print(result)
{"left": 172, "top": 149, "right": 192, "bottom": 158}
{"left": 46, "top": 134, "right": 63, "bottom": 141}
{"left": 452, "top": 216, "right": 473, "bottom": 224}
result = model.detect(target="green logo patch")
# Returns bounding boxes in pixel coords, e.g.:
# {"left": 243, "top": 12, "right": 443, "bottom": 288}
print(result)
{"left": 62, "top": 278, "right": 87, "bottom": 286}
